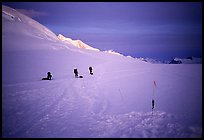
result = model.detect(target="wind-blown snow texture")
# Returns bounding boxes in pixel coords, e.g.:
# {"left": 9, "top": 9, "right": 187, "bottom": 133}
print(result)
{"left": 2, "top": 5, "right": 202, "bottom": 138}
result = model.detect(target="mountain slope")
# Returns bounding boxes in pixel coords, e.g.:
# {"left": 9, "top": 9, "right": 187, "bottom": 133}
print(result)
{"left": 58, "top": 34, "right": 100, "bottom": 51}
{"left": 2, "top": 5, "right": 60, "bottom": 51}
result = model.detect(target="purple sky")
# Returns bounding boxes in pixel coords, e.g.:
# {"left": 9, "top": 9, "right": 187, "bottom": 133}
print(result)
{"left": 2, "top": 2, "right": 202, "bottom": 61}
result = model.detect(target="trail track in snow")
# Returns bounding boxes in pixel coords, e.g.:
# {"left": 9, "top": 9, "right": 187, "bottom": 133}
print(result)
{"left": 2, "top": 63, "right": 202, "bottom": 138}
{"left": 2, "top": 63, "right": 110, "bottom": 137}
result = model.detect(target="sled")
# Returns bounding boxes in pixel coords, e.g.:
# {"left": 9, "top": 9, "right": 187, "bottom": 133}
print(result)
{"left": 75, "top": 76, "right": 83, "bottom": 78}
{"left": 42, "top": 77, "right": 51, "bottom": 80}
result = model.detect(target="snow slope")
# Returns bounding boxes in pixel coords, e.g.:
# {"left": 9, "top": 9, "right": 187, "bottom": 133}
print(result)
{"left": 2, "top": 5, "right": 202, "bottom": 138}
{"left": 2, "top": 5, "right": 60, "bottom": 51}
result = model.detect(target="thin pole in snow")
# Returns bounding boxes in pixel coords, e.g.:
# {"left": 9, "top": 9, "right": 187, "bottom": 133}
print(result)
{"left": 119, "top": 89, "right": 124, "bottom": 101}
{"left": 152, "top": 81, "right": 156, "bottom": 115}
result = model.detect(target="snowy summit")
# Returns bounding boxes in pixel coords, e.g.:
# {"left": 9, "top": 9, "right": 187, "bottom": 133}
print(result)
{"left": 58, "top": 34, "right": 100, "bottom": 51}
{"left": 2, "top": 5, "right": 202, "bottom": 138}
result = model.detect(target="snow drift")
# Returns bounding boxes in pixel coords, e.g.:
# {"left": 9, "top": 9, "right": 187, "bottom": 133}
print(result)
{"left": 2, "top": 5, "right": 202, "bottom": 138}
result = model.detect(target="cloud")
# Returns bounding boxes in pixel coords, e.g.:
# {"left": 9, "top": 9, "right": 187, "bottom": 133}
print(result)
{"left": 16, "top": 9, "right": 48, "bottom": 18}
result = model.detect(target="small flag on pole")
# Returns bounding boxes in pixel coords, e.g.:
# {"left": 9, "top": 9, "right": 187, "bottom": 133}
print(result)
{"left": 153, "top": 81, "right": 157, "bottom": 87}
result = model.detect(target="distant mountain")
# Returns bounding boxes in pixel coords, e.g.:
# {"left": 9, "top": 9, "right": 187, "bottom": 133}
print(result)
{"left": 138, "top": 57, "right": 170, "bottom": 64}
{"left": 169, "top": 57, "right": 202, "bottom": 64}
{"left": 137, "top": 57, "right": 202, "bottom": 64}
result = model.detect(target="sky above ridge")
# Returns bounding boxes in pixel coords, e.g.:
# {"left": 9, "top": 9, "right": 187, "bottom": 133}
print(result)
{"left": 2, "top": 2, "right": 202, "bottom": 61}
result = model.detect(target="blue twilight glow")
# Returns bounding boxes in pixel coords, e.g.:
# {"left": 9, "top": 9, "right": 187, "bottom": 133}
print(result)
{"left": 2, "top": 2, "right": 202, "bottom": 61}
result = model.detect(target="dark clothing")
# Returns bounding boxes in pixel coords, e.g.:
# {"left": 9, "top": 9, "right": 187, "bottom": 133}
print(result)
{"left": 89, "top": 67, "right": 93, "bottom": 75}
{"left": 74, "top": 69, "right": 78, "bottom": 77}
{"left": 42, "top": 72, "right": 52, "bottom": 80}
{"left": 47, "top": 72, "right": 52, "bottom": 80}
